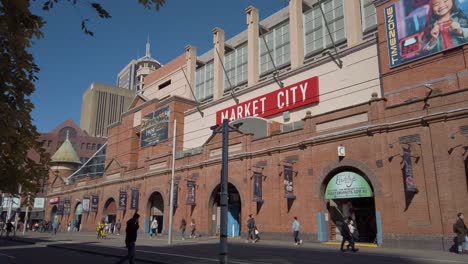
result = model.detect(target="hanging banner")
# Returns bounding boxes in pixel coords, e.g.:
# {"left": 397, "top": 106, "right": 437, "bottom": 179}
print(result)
{"left": 33, "top": 198, "right": 45, "bottom": 209}
{"left": 57, "top": 201, "right": 64, "bottom": 215}
{"left": 283, "top": 166, "right": 295, "bottom": 199}
{"left": 64, "top": 199, "right": 71, "bottom": 215}
{"left": 186, "top": 181, "right": 196, "bottom": 205}
{"left": 131, "top": 189, "right": 139, "bottom": 210}
{"left": 384, "top": 0, "right": 468, "bottom": 68}
{"left": 325, "top": 171, "right": 373, "bottom": 199}
{"left": 403, "top": 148, "right": 419, "bottom": 193}
{"left": 82, "top": 197, "right": 90, "bottom": 213}
{"left": 253, "top": 172, "right": 263, "bottom": 202}
{"left": 140, "top": 106, "right": 170, "bottom": 148}
{"left": 119, "top": 191, "right": 127, "bottom": 211}
{"left": 173, "top": 184, "right": 179, "bottom": 208}
{"left": 91, "top": 195, "right": 99, "bottom": 212}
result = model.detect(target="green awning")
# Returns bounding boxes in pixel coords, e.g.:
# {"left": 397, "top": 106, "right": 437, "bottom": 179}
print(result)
{"left": 325, "top": 171, "right": 373, "bottom": 199}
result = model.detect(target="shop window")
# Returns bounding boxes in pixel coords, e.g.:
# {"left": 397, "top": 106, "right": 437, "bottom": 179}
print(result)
{"left": 87, "top": 143, "right": 91, "bottom": 150}
{"left": 224, "top": 43, "right": 247, "bottom": 91}
{"left": 92, "top": 143, "right": 96, "bottom": 150}
{"left": 304, "top": 0, "right": 345, "bottom": 56}
{"left": 259, "top": 21, "right": 290, "bottom": 76}
{"left": 97, "top": 144, "right": 102, "bottom": 149}
{"left": 195, "top": 61, "right": 214, "bottom": 102}
{"left": 361, "top": 0, "right": 377, "bottom": 32}
{"left": 81, "top": 143, "right": 85, "bottom": 150}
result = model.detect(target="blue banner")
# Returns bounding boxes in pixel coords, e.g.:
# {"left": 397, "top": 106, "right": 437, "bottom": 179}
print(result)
{"left": 140, "top": 106, "right": 170, "bottom": 148}
{"left": 283, "top": 166, "right": 296, "bottom": 199}
{"left": 253, "top": 172, "right": 263, "bottom": 202}
{"left": 91, "top": 195, "right": 99, "bottom": 212}
{"left": 131, "top": 189, "right": 139, "bottom": 210}
{"left": 119, "top": 192, "right": 127, "bottom": 211}
{"left": 403, "top": 148, "right": 418, "bottom": 193}
{"left": 186, "top": 181, "right": 196, "bottom": 205}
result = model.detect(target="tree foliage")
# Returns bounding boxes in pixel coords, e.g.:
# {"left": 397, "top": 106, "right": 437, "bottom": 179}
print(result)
{"left": 0, "top": 0, "right": 165, "bottom": 195}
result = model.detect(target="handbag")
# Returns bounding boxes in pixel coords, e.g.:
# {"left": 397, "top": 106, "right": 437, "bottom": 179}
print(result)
{"left": 255, "top": 229, "right": 259, "bottom": 235}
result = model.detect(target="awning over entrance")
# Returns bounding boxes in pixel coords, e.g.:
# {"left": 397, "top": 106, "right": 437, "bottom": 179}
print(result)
{"left": 325, "top": 171, "right": 373, "bottom": 199}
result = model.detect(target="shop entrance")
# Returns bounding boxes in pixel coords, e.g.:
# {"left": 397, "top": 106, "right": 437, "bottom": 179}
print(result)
{"left": 103, "top": 198, "right": 117, "bottom": 224}
{"left": 324, "top": 171, "right": 377, "bottom": 243}
{"left": 50, "top": 205, "right": 58, "bottom": 221}
{"left": 147, "top": 192, "right": 164, "bottom": 234}
{"left": 208, "top": 183, "right": 241, "bottom": 237}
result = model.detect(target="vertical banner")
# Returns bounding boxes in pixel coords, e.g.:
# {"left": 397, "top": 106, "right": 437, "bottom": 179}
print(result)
{"left": 283, "top": 166, "right": 296, "bottom": 199}
{"left": 186, "top": 181, "right": 196, "bottom": 205}
{"left": 82, "top": 197, "right": 90, "bottom": 213}
{"left": 91, "top": 195, "right": 99, "bottom": 212}
{"left": 403, "top": 148, "right": 418, "bottom": 193}
{"left": 119, "top": 191, "right": 127, "bottom": 211}
{"left": 253, "top": 172, "right": 263, "bottom": 202}
{"left": 64, "top": 199, "right": 71, "bottom": 215}
{"left": 173, "top": 184, "right": 179, "bottom": 208}
{"left": 131, "top": 189, "right": 139, "bottom": 210}
{"left": 57, "top": 201, "right": 64, "bottom": 215}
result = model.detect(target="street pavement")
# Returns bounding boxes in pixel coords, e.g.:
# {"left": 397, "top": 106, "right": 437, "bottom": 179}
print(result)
{"left": 0, "top": 231, "right": 467, "bottom": 264}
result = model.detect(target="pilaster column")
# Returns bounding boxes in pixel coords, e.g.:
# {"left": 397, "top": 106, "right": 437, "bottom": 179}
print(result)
{"left": 185, "top": 45, "right": 197, "bottom": 101}
{"left": 212, "top": 27, "right": 225, "bottom": 100}
{"left": 245, "top": 6, "right": 259, "bottom": 87}
{"left": 344, "top": 0, "right": 363, "bottom": 47}
{"left": 289, "top": 0, "right": 304, "bottom": 69}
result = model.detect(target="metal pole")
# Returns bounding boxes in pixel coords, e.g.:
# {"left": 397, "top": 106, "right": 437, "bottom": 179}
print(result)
{"left": 7, "top": 194, "right": 12, "bottom": 222}
{"left": 14, "top": 185, "right": 22, "bottom": 234}
{"left": 168, "top": 119, "right": 177, "bottom": 245}
{"left": 22, "top": 193, "right": 30, "bottom": 235}
{"left": 220, "top": 119, "right": 229, "bottom": 255}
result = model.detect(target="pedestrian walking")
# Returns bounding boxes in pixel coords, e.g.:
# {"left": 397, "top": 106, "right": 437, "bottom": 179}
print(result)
{"left": 340, "top": 217, "right": 358, "bottom": 252}
{"left": 180, "top": 218, "right": 187, "bottom": 240}
{"left": 453, "top": 212, "right": 468, "bottom": 254}
{"left": 116, "top": 219, "right": 122, "bottom": 236}
{"left": 5, "top": 220, "right": 14, "bottom": 238}
{"left": 246, "top": 214, "right": 257, "bottom": 243}
{"left": 116, "top": 213, "right": 140, "bottom": 264}
{"left": 52, "top": 219, "right": 59, "bottom": 236}
{"left": 292, "top": 217, "right": 302, "bottom": 245}
{"left": 190, "top": 219, "right": 196, "bottom": 238}
{"left": 150, "top": 217, "right": 158, "bottom": 237}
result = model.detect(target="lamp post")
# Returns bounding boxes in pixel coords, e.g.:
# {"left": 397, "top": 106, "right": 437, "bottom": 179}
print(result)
{"left": 168, "top": 119, "right": 176, "bottom": 245}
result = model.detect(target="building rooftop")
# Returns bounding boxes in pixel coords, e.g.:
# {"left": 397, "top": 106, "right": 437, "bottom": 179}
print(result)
{"left": 50, "top": 133, "right": 82, "bottom": 165}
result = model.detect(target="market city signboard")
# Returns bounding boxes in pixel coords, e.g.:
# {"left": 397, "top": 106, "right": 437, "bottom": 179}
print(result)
{"left": 325, "top": 171, "right": 373, "bottom": 199}
{"left": 384, "top": 0, "right": 468, "bottom": 68}
{"left": 140, "top": 106, "right": 170, "bottom": 148}
{"left": 33, "top": 198, "right": 45, "bottom": 209}
{"left": 215, "top": 76, "right": 319, "bottom": 124}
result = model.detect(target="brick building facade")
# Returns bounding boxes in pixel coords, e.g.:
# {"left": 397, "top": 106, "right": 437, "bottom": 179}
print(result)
{"left": 45, "top": 0, "right": 468, "bottom": 251}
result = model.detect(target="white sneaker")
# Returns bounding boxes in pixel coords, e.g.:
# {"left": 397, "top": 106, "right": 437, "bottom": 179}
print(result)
{"left": 300, "top": 240, "right": 303, "bottom": 245}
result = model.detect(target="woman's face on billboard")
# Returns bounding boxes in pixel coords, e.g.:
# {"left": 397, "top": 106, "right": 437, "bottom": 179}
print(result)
{"left": 432, "top": 0, "right": 453, "bottom": 17}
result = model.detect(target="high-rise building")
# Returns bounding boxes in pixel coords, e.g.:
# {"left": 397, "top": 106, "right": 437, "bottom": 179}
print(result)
{"left": 116, "top": 38, "right": 162, "bottom": 92}
{"left": 80, "top": 82, "right": 135, "bottom": 137}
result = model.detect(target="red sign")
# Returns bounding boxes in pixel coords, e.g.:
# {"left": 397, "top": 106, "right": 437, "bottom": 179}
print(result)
{"left": 216, "top": 76, "right": 319, "bottom": 124}
{"left": 49, "top": 197, "right": 60, "bottom": 204}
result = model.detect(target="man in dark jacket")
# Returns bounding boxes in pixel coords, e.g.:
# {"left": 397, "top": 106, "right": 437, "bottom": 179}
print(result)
{"left": 116, "top": 213, "right": 140, "bottom": 264}
{"left": 247, "top": 214, "right": 256, "bottom": 243}
{"left": 454, "top": 212, "right": 467, "bottom": 254}
{"left": 340, "top": 217, "right": 358, "bottom": 252}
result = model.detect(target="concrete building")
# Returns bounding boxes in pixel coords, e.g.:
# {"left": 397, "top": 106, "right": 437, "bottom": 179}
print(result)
{"left": 116, "top": 39, "right": 162, "bottom": 92}
{"left": 79, "top": 82, "right": 135, "bottom": 137}
{"left": 46, "top": 0, "right": 468, "bottom": 251}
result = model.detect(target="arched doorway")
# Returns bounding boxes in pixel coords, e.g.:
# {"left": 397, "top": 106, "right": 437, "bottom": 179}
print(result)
{"left": 74, "top": 203, "right": 83, "bottom": 231}
{"left": 323, "top": 170, "right": 377, "bottom": 243}
{"left": 146, "top": 192, "right": 164, "bottom": 234}
{"left": 103, "top": 198, "right": 117, "bottom": 224}
{"left": 208, "top": 183, "right": 241, "bottom": 237}
{"left": 50, "top": 205, "right": 58, "bottom": 221}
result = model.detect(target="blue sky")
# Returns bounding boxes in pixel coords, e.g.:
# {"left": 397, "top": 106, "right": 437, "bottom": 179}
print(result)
{"left": 30, "top": 1, "right": 287, "bottom": 133}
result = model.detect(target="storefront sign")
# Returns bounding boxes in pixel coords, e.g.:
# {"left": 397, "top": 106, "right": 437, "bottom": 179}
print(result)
{"left": 119, "top": 191, "right": 127, "bottom": 211}
{"left": 186, "top": 181, "right": 196, "bottom": 205}
{"left": 283, "top": 166, "right": 296, "bottom": 199}
{"left": 216, "top": 76, "right": 319, "bottom": 124}
{"left": 130, "top": 189, "right": 139, "bottom": 210}
{"left": 82, "top": 197, "right": 90, "bottom": 213}
{"left": 49, "top": 197, "right": 60, "bottom": 204}
{"left": 384, "top": 0, "right": 468, "bottom": 68}
{"left": 1, "top": 197, "right": 20, "bottom": 208}
{"left": 325, "top": 171, "right": 373, "bottom": 199}
{"left": 403, "top": 148, "right": 419, "bottom": 193}
{"left": 33, "top": 198, "right": 45, "bottom": 209}
{"left": 140, "top": 106, "right": 170, "bottom": 148}
{"left": 91, "top": 195, "right": 99, "bottom": 212}
{"left": 253, "top": 172, "right": 263, "bottom": 202}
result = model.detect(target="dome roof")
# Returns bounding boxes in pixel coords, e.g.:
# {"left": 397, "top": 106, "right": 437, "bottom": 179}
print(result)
{"left": 50, "top": 135, "right": 81, "bottom": 165}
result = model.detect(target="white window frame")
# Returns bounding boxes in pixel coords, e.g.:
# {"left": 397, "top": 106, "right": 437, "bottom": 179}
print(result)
{"left": 259, "top": 20, "right": 291, "bottom": 76}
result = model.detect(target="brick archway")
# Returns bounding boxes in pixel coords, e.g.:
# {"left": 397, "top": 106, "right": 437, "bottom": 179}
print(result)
{"left": 314, "top": 159, "right": 382, "bottom": 198}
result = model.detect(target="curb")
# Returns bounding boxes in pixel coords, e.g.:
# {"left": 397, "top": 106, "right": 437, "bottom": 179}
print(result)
{"left": 47, "top": 243, "right": 168, "bottom": 264}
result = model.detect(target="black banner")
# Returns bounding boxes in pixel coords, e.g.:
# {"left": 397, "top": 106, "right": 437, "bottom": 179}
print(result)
{"left": 253, "top": 172, "right": 263, "bottom": 202}
{"left": 57, "top": 201, "right": 64, "bottom": 215}
{"left": 283, "top": 166, "right": 296, "bottom": 199}
{"left": 82, "top": 197, "right": 90, "bottom": 213}
{"left": 403, "top": 148, "right": 418, "bottom": 193}
{"left": 173, "top": 184, "right": 178, "bottom": 208}
{"left": 119, "top": 191, "right": 127, "bottom": 211}
{"left": 186, "top": 181, "right": 196, "bottom": 205}
{"left": 140, "top": 106, "right": 170, "bottom": 148}
{"left": 131, "top": 189, "right": 139, "bottom": 210}
{"left": 91, "top": 195, "right": 99, "bottom": 212}
{"left": 64, "top": 199, "right": 71, "bottom": 215}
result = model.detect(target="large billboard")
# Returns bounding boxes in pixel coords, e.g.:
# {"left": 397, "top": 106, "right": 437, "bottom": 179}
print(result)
{"left": 140, "top": 106, "right": 170, "bottom": 148}
{"left": 385, "top": 0, "right": 468, "bottom": 68}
